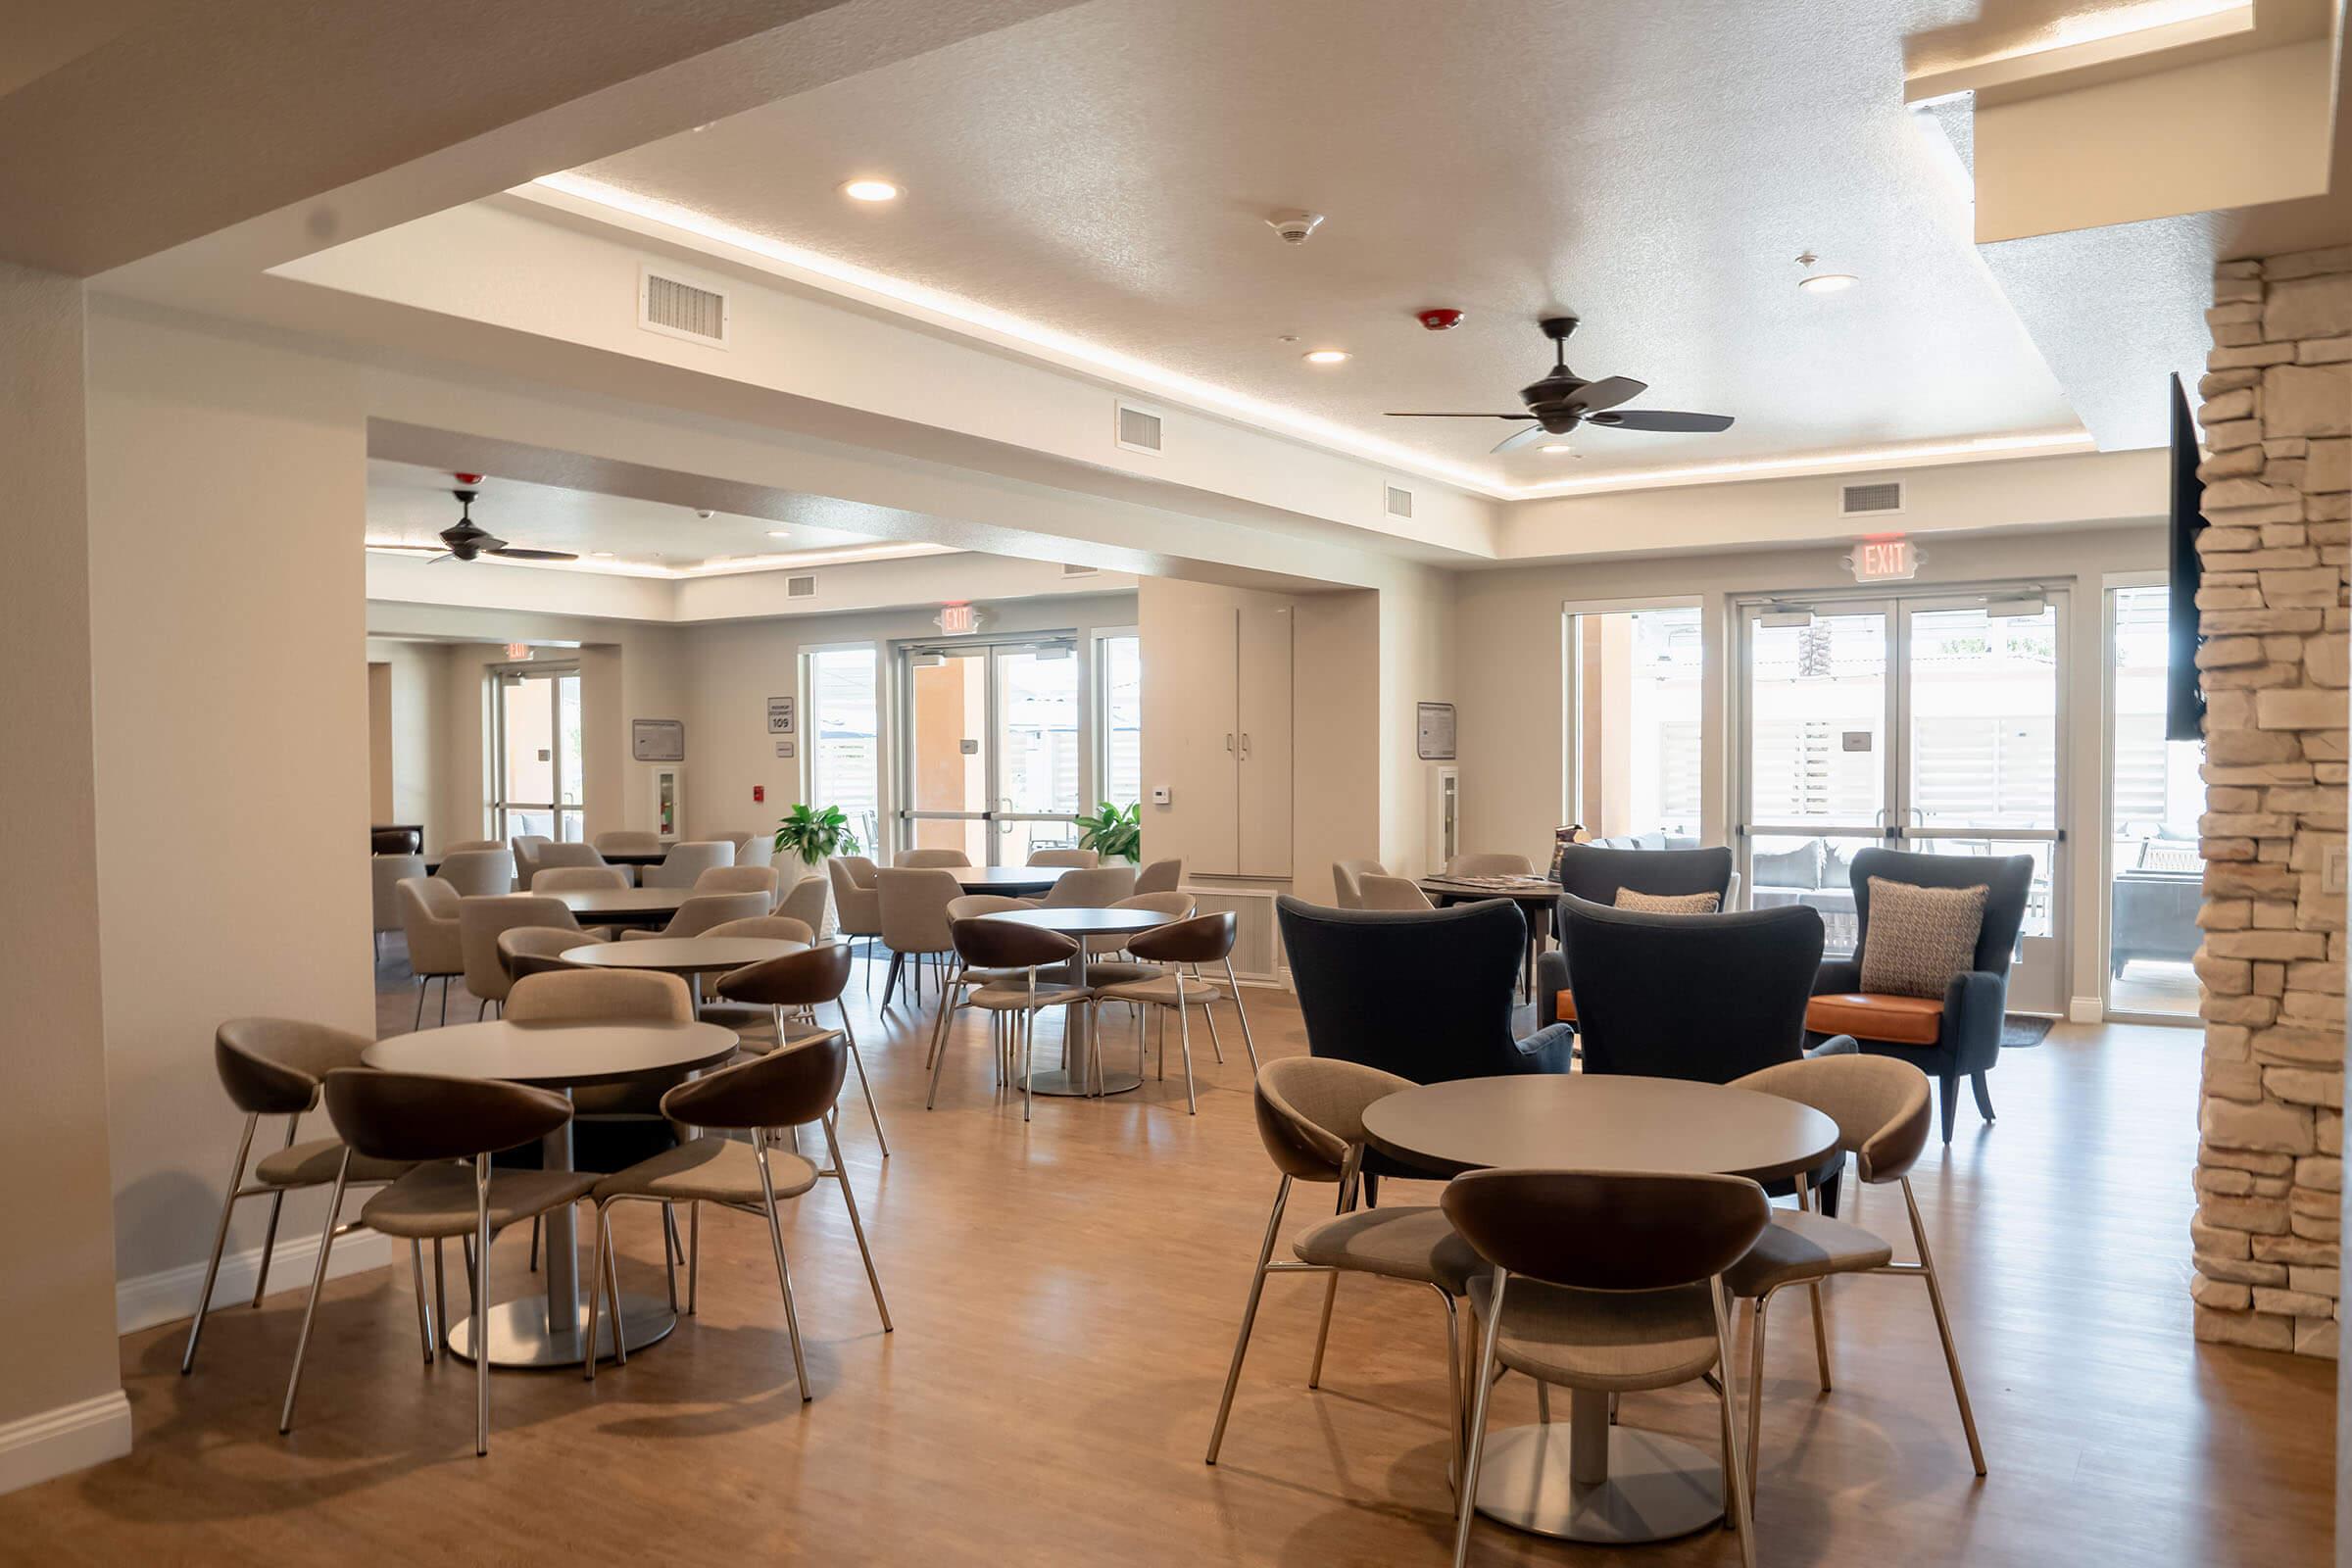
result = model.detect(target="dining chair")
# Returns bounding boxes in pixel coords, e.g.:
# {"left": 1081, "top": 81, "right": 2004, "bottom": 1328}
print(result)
{"left": 509, "top": 834, "right": 551, "bottom": 888}
{"left": 693, "top": 912, "right": 825, "bottom": 1049}
{"left": 182, "top": 1019, "right": 416, "bottom": 1376}
{"left": 1330, "top": 858, "right": 1386, "bottom": 909}
{"left": 1083, "top": 891, "right": 1194, "bottom": 986}
{"left": 371, "top": 853, "right": 426, "bottom": 958}
{"left": 829, "top": 856, "right": 884, "bottom": 983}
{"left": 693, "top": 864, "right": 782, "bottom": 906}
{"left": 1727, "top": 1054, "right": 1984, "bottom": 1495}
{"left": 1444, "top": 1168, "right": 1769, "bottom": 1568}
{"left": 496, "top": 925, "right": 598, "bottom": 982}
{"left": 1040, "top": 864, "right": 1136, "bottom": 907}
{"left": 1205, "top": 1056, "right": 1477, "bottom": 1468}
{"left": 704, "top": 913, "right": 817, "bottom": 947}
{"left": 533, "top": 866, "right": 629, "bottom": 893}
{"left": 459, "top": 895, "right": 603, "bottom": 1018}
{"left": 711, "top": 943, "right": 886, "bottom": 1152}
{"left": 617, "top": 890, "right": 772, "bottom": 943}
{"left": 594, "top": 829, "right": 663, "bottom": 857}
{"left": 442, "top": 839, "right": 508, "bottom": 855}
{"left": 928, "top": 917, "right": 1084, "bottom": 1121}
{"left": 1446, "top": 851, "right": 1534, "bottom": 878}
{"left": 585, "top": 1033, "right": 892, "bottom": 1397}
{"left": 1027, "top": 847, "right": 1098, "bottom": 868}
{"left": 1090, "top": 912, "right": 1258, "bottom": 1112}
{"left": 397, "top": 877, "right": 465, "bottom": 1027}
{"left": 1133, "top": 858, "right": 1184, "bottom": 895}
{"left": 876, "top": 867, "right": 962, "bottom": 1008}
{"left": 926, "top": 895, "right": 1036, "bottom": 1069}
{"left": 895, "top": 848, "right": 972, "bottom": 868}
{"left": 284, "top": 1069, "right": 598, "bottom": 1454}
{"left": 642, "top": 840, "right": 737, "bottom": 888}
{"left": 535, "top": 842, "right": 612, "bottom": 877}
{"left": 1356, "top": 873, "right": 1435, "bottom": 910}
{"left": 710, "top": 829, "right": 774, "bottom": 869}
{"left": 778, "top": 871, "right": 829, "bottom": 935}
{"left": 435, "top": 849, "right": 516, "bottom": 899}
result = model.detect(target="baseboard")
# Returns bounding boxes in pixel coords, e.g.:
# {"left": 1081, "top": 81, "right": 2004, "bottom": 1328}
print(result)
{"left": 0, "top": 1391, "right": 130, "bottom": 1497}
{"left": 116, "top": 1229, "right": 392, "bottom": 1337}
{"left": 2068, "top": 995, "right": 2104, "bottom": 1024}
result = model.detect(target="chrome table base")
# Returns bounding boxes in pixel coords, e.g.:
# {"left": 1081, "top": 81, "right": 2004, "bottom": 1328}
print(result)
{"left": 446, "top": 1293, "right": 677, "bottom": 1369}
{"left": 1473, "top": 1420, "right": 1725, "bottom": 1544}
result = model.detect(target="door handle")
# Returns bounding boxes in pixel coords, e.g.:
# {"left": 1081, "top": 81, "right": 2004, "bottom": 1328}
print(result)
{"left": 1240, "top": 732, "right": 1250, "bottom": 760}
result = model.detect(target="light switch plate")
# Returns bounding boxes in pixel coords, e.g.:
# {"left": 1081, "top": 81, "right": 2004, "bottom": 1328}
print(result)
{"left": 1151, "top": 785, "right": 1172, "bottom": 806}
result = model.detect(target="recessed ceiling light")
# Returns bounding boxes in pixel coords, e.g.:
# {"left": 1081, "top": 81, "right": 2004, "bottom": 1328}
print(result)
{"left": 1302, "top": 349, "right": 1350, "bottom": 365}
{"left": 766, "top": 530, "right": 792, "bottom": 539}
{"left": 1539, "top": 443, "right": 1576, "bottom": 454}
{"left": 591, "top": 551, "right": 616, "bottom": 559}
{"left": 841, "top": 178, "right": 901, "bottom": 203}
{"left": 1798, "top": 272, "right": 1859, "bottom": 294}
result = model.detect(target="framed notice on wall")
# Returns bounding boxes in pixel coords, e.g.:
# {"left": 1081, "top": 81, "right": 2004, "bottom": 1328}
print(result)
{"left": 767, "top": 696, "right": 795, "bottom": 735}
{"left": 1416, "top": 703, "right": 1456, "bottom": 760}
{"left": 631, "top": 718, "right": 685, "bottom": 761}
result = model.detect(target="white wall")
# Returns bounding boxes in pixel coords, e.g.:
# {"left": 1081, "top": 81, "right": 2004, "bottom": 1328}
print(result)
{"left": 1453, "top": 520, "right": 2170, "bottom": 1015}
{"left": 366, "top": 638, "right": 446, "bottom": 845}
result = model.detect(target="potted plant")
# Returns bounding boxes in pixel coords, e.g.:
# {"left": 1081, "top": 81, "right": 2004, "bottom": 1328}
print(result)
{"left": 1074, "top": 801, "right": 1141, "bottom": 863}
{"left": 773, "top": 803, "right": 861, "bottom": 867}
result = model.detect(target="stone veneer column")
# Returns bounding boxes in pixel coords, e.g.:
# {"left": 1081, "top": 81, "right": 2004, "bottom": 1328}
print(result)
{"left": 2189, "top": 245, "right": 2351, "bottom": 1356}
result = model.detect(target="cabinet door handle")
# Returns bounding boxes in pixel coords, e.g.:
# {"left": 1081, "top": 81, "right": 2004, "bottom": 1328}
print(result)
{"left": 1240, "top": 733, "right": 1250, "bottom": 760}
{"left": 1225, "top": 733, "right": 1235, "bottom": 753}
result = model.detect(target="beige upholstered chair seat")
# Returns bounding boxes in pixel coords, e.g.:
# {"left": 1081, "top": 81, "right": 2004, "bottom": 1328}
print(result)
{"left": 1294, "top": 1205, "right": 1482, "bottom": 1295}
{"left": 359, "top": 1164, "right": 599, "bottom": 1240}
{"left": 1464, "top": 1274, "right": 1725, "bottom": 1393}
{"left": 1725, "top": 1209, "right": 1893, "bottom": 1297}
{"left": 967, "top": 982, "right": 1089, "bottom": 1010}
{"left": 591, "top": 1135, "right": 816, "bottom": 1205}
{"left": 1095, "top": 971, "right": 1225, "bottom": 1007}
{"left": 256, "top": 1139, "right": 414, "bottom": 1188}
{"left": 1084, "top": 959, "right": 1161, "bottom": 987}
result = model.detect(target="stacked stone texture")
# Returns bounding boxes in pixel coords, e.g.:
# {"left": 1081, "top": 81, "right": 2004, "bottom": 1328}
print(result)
{"left": 2190, "top": 245, "right": 2351, "bottom": 1357}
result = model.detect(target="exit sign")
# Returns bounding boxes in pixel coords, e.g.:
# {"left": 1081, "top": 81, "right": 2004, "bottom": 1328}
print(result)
{"left": 1849, "top": 538, "right": 1919, "bottom": 583}
{"left": 936, "top": 604, "right": 981, "bottom": 635}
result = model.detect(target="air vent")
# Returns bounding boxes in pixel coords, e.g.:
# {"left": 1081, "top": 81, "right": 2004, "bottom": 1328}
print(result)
{"left": 1114, "top": 402, "right": 1163, "bottom": 455}
{"left": 638, "top": 266, "right": 730, "bottom": 347}
{"left": 1385, "top": 484, "right": 1415, "bottom": 520}
{"left": 1840, "top": 480, "right": 1904, "bottom": 517}
{"left": 785, "top": 574, "right": 817, "bottom": 599}
{"left": 1060, "top": 563, "right": 1100, "bottom": 577}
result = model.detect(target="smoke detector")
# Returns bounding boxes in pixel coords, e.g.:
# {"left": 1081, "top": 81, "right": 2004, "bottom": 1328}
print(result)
{"left": 1417, "top": 308, "right": 1465, "bottom": 331}
{"left": 694, "top": 509, "right": 715, "bottom": 519}
{"left": 1267, "top": 211, "right": 1325, "bottom": 245}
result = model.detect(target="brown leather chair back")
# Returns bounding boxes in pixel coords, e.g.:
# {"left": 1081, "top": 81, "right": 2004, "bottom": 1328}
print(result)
{"left": 323, "top": 1067, "right": 572, "bottom": 1162}
{"left": 215, "top": 1017, "right": 375, "bottom": 1116}
{"left": 1441, "top": 1169, "right": 1769, "bottom": 1292}
{"left": 714, "top": 943, "right": 854, "bottom": 1008}
{"left": 661, "top": 1033, "right": 848, "bottom": 1131}
{"left": 1251, "top": 1056, "right": 1413, "bottom": 1183}
{"left": 950, "top": 915, "right": 1078, "bottom": 970}
{"left": 1127, "top": 910, "right": 1236, "bottom": 965}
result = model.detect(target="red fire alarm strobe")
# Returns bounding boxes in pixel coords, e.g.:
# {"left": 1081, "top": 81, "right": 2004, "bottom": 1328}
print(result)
{"left": 753, "top": 785, "right": 765, "bottom": 804}
{"left": 1417, "top": 309, "right": 1464, "bottom": 331}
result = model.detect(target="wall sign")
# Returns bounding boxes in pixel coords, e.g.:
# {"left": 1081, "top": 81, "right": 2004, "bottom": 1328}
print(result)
{"left": 775, "top": 739, "right": 795, "bottom": 760}
{"left": 631, "top": 718, "right": 685, "bottom": 761}
{"left": 936, "top": 603, "right": 982, "bottom": 635}
{"left": 1847, "top": 537, "right": 1921, "bottom": 583}
{"left": 1416, "top": 702, "right": 1457, "bottom": 760}
{"left": 767, "top": 695, "right": 795, "bottom": 734}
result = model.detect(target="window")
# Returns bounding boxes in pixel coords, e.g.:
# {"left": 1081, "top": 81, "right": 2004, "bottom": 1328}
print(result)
{"left": 806, "top": 645, "right": 881, "bottom": 858}
{"left": 1566, "top": 606, "right": 1703, "bottom": 841}
{"left": 1096, "top": 631, "right": 1141, "bottom": 808}
{"left": 2106, "top": 584, "right": 2203, "bottom": 1017}
{"left": 491, "top": 664, "right": 583, "bottom": 843}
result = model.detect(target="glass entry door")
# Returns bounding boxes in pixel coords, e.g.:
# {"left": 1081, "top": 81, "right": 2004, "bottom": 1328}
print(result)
{"left": 1738, "top": 591, "right": 2067, "bottom": 1014}
{"left": 492, "top": 664, "right": 584, "bottom": 843}
{"left": 899, "top": 637, "right": 1082, "bottom": 865}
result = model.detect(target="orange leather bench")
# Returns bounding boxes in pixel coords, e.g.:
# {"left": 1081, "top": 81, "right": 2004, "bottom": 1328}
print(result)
{"left": 1805, "top": 992, "right": 1943, "bottom": 1046}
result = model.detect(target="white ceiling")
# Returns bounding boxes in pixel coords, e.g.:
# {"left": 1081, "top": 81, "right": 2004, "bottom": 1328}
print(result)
{"left": 569, "top": 0, "right": 2121, "bottom": 490}
{"left": 364, "top": 459, "right": 954, "bottom": 575}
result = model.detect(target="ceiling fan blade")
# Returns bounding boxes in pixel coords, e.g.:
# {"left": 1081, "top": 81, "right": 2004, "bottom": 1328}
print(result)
{"left": 424, "top": 552, "right": 455, "bottom": 565}
{"left": 367, "top": 542, "right": 446, "bottom": 554}
{"left": 1585, "top": 409, "right": 1736, "bottom": 432}
{"left": 1563, "top": 375, "right": 1647, "bottom": 415}
{"left": 1384, "top": 412, "right": 1534, "bottom": 419}
{"left": 489, "top": 546, "right": 579, "bottom": 562}
{"left": 1490, "top": 423, "right": 1552, "bottom": 455}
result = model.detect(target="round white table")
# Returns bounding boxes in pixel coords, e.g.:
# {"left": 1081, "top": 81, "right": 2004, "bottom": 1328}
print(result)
{"left": 364, "top": 1018, "right": 739, "bottom": 1369}
{"left": 1363, "top": 1074, "right": 1839, "bottom": 1546}
{"left": 564, "top": 936, "right": 808, "bottom": 977}
{"left": 977, "top": 906, "right": 1172, "bottom": 1097}
{"left": 545, "top": 885, "right": 696, "bottom": 925}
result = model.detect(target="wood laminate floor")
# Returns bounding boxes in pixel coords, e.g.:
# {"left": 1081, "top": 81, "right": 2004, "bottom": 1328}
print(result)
{"left": 0, "top": 941, "right": 2331, "bottom": 1565}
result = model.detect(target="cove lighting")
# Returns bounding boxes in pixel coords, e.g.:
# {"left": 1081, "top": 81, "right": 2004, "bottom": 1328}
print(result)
{"left": 1514, "top": 429, "right": 2094, "bottom": 499}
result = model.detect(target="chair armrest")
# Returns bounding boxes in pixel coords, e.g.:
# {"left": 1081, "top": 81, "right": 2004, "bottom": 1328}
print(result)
{"left": 1535, "top": 950, "right": 1570, "bottom": 1027}
{"left": 1804, "top": 1034, "right": 1860, "bottom": 1059}
{"left": 1813, "top": 957, "right": 1862, "bottom": 996}
{"left": 1513, "top": 1022, "right": 1578, "bottom": 1075}
{"left": 1940, "top": 969, "right": 2007, "bottom": 1071}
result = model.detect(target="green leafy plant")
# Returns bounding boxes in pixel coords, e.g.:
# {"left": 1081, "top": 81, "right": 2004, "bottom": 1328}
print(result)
{"left": 773, "top": 803, "right": 861, "bottom": 866}
{"left": 1074, "top": 801, "right": 1141, "bottom": 862}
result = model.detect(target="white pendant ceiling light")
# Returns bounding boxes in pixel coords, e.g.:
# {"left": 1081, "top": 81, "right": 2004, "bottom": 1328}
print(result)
{"left": 1795, "top": 250, "right": 1858, "bottom": 293}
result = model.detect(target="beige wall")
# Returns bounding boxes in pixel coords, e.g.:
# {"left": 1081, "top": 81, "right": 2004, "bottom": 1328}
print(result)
{"left": 1454, "top": 520, "right": 2169, "bottom": 1014}
{"left": 1376, "top": 567, "right": 1457, "bottom": 883}
{"left": 85, "top": 308, "right": 376, "bottom": 1306}
{"left": 0, "top": 263, "right": 127, "bottom": 1473}
{"left": 365, "top": 662, "right": 394, "bottom": 822}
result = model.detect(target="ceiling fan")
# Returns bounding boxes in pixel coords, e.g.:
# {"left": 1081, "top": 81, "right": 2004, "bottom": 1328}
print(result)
{"left": 374, "top": 478, "right": 579, "bottom": 564}
{"left": 1387, "top": 315, "right": 1734, "bottom": 454}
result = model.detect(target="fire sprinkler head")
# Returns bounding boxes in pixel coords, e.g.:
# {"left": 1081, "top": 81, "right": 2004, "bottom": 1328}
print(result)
{"left": 1417, "top": 308, "right": 1465, "bottom": 331}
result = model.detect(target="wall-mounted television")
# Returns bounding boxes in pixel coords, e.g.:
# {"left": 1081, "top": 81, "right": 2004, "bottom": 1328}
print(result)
{"left": 2166, "top": 371, "right": 2206, "bottom": 741}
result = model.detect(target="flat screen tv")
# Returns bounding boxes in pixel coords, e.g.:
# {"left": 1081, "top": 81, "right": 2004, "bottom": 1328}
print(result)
{"left": 2166, "top": 371, "right": 2205, "bottom": 741}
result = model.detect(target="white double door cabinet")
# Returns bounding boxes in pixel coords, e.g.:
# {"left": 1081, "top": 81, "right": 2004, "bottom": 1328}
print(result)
{"left": 1166, "top": 602, "right": 1293, "bottom": 878}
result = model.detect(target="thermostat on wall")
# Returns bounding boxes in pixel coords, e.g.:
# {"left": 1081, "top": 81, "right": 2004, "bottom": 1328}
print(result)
{"left": 1151, "top": 785, "right": 1172, "bottom": 806}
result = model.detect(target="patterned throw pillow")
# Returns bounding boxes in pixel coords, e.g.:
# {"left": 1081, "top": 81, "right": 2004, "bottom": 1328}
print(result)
{"left": 1858, "top": 877, "right": 1988, "bottom": 999}
{"left": 1613, "top": 887, "right": 1721, "bottom": 914}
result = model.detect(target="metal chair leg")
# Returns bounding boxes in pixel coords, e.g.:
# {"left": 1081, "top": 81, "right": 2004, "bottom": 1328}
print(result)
{"left": 1905, "top": 1179, "right": 1987, "bottom": 1475}
{"left": 605, "top": 1213, "right": 628, "bottom": 1364}
{"left": 434, "top": 1241, "right": 448, "bottom": 1361}
{"left": 472, "top": 1157, "right": 492, "bottom": 1455}
{"left": 754, "top": 1145, "right": 811, "bottom": 1402}
{"left": 1432, "top": 1288, "right": 1465, "bottom": 1483}
{"left": 182, "top": 1112, "right": 257, "bottom": 1375}
{"left": 410, "top": 1242, "right": 434, "bottom": 1364}
{"left": 1744, "top": 1293, "right": 1771, "bottom": 1502}
{"left": 820, "top": 1112, "right": 892, "bottom": 1330}
{"left": 1712, "top": 1282, "right": 1760, "bottom": 1567}
{"left": 662, "top": 1203, "right": 680, "bottom": 1312}
{"left": 528, "top": 1214, "right": 539, "bottom": 1273}
{"left": 838, "top": 1006, "right": 889, "bottom": 1155}
{"left": 688, "top": 1201, "right": 701, "bottom": 1315}
{"left": 1306, "top": 1270, "right": 1340, "bottom": 1388}
{"left": 277, "top": 1151, "right": 352, "bottom": 1434}
{"left": 438, "top": 975, "right": 450, "bottom": 1025}
{"left": 1175, "top": 997, "right": 1198, "bottom": 1114}
{"left": 1451, "top": 1271, "right": 1508, "bottom": 1568}
{"left": 924, "top": 997, "right": 960, "bottom": 1109}
{"left": 1796, "top": 1174, "right": 1832, "bottom": 1392}
{"left": 414, "top": 975, "right": 429, "bottom": 1030}
{"left": 1197, "top": 970, "right": 1225, "bottom": 1063}
{"left": 1020, "top": 1006, "right": 1037, "bottom": 1122}
{"left": 1225, "top": 959, "right": 1260, "bottom": 1070}
{"left": 1205, "top": 1176, "right": 1291, "bottom": 1464}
